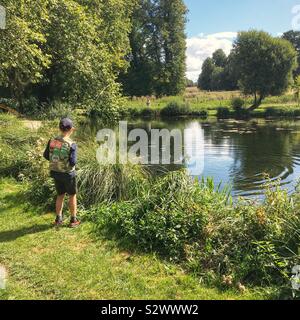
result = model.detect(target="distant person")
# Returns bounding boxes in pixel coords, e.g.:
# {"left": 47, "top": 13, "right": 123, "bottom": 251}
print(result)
{"left": 146, "top": 96, "right": 151, "bottom": 108}
{"left": 43, "top": 118, "right": 80, "bottom": 228}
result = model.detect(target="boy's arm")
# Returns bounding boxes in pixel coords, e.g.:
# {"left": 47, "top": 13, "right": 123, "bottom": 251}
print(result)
{"left": 69, "top": 143, "right": 77, "bottom": 167}
{"left": 43, "top": 140, "right": 51, "bottom": 161}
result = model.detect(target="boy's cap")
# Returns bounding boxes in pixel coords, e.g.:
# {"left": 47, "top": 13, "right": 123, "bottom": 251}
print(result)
{"left": 59, "top": 118, "right": 74, "bottom": 131}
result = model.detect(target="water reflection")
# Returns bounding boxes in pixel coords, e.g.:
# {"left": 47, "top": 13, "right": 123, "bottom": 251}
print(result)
{"left": 78, "top": 117, "right": 300, "bottom": 198}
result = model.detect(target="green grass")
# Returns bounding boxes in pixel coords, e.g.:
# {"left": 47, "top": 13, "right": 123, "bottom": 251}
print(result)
{"left": 122, "top": 88, "right": 300, "bottom": 118}
{"left": 0, "top": 179, "right": 272, "bottom": 300}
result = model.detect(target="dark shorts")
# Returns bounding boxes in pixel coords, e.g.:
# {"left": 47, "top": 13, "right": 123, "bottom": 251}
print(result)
{"left": 51, "top": 171, "right": 77, "bottom": 196}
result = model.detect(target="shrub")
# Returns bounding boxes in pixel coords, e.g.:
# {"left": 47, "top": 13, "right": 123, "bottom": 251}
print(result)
{"left": 92, "top": 170, "right": 300, "bottom": 289}
{"left": 160, "top": 101, "right": 190, "bottom": 117}
{"left": 217, "top": 107, "right": 231, "bottom": 119}
{"left": 190, "top": 110, "right": 208, "bottom": 118}
{"left": 77, "top": 147, "right": 150, "bottom": 207}
{"left": 231, "top": 97, "right": 245, "bottom": 111}
{"left": 140, "top": 108, "right": 156, "bottom": 118}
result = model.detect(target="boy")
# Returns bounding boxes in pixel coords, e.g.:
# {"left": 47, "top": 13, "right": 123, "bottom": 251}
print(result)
{"left": 43, "top": 118, "right": 80, "bottom": 228}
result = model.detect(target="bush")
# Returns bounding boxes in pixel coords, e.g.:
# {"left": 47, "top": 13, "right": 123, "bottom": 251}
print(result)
{"left": 160, "top": 101, "right": 190, "bottom": 117}
{"left": 140, "top": 108, "right": 156, "bottom": 118}
{"left": 77, "top": 159, "right": 149, "bottom": 207}
{"left": 92, "top": 170, "right": 300, "bottom": 289}
{"left": 36, "top": 101, "right": 76, "bottom": 120}
{"left": 231, "top": 97, "right": 245, "bottom": 111}
{"left": 217, "top": 107, "right": 231, "bottom": 119}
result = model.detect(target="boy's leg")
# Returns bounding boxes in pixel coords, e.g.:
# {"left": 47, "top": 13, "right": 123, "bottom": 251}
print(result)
{"left": 69, "top": 194, "right": 80, "bottom": 228}
{"left": 56, "top": 194, "right": 65, "bottom": 216}
{"left": 69, "top": 194, "right": 77, "bottom": 218}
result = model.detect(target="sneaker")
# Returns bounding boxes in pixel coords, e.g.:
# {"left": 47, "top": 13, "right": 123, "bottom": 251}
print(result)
{"left": 69, "top": 217, "right": 81, "bottom": 228}
{"left": 54, "top": 215, "right": 63, "bottom": 226}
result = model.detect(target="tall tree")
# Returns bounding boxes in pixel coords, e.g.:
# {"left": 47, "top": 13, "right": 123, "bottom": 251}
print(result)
{"left": 0, "top": 0, "right": 51, "bottom": 112}
{"left": 197, "top": 58, "right": 214, "bottom": 90}
{"left": 37, "top": 0, "right": 134, "bottom": 121}
{"left": 119, "top": 0, "right": 156, "bottom": 96}
{"left": 197, "top": 49, "right": 238, "bottom": 91}
{"left": 282, "top": 30, "right": 300, "bottom": 78}
{"left": 212, "top": 49, "right": 227, "bottom": 68}
{"left": 157, "top": 0, "right": 187, "bottom": 96}
{"left": 233, "top": 30, "right": 298, "bottom": 110}
{"left": 120, "top": 0, "right": 187, "bottom": 97}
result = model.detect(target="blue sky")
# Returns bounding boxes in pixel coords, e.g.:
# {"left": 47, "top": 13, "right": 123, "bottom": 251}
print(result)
{"left": 184, "top": 0, "right": 300, "bottom": 80}
{"left": 184, "top": 0, "right": 299, "bottom": 37}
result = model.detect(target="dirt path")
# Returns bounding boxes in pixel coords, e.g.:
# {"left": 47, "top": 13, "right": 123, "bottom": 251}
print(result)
{"left": 22, "top": 120, "right": 42, "bottom": 130}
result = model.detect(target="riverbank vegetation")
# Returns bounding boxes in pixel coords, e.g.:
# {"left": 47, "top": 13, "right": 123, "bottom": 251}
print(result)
{"left": 0, "top": 178, "right": 272, "bottom": 300}
{"left": 0, "top": 114, "right": 299, "bottom": 299}
{"left": 1, "top": 1, "right": 300, "bottom": 300}
{"left": 1, "top": 2, "right": 300, "bottom": 121}
{"left": 122, "top": 87, "right": 300, "bottom": 119}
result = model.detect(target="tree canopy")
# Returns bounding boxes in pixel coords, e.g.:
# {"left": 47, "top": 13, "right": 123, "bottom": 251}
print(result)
{"left": 282, "top": 30, "right": 300, "bottom": 78}
{"left": 119, "top": 0, "right": 187, "bottom": 97}
{"left": 197, "top": 49, "right": 237, "bottom": 91}
{"left": 233, "top": 30, "right": 298, "bottom": 109}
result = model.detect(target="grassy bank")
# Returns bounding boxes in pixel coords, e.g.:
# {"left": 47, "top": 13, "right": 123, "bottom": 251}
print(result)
{"left": 122, "top": 88, "right": 300, "bottom": 119}
{"left": 2, "top": 88, "right": 300, "bottom": 121}
{"left": 0, "top": 179, "right": 268, "bottom": 300}
{"left": 0, "top": 114, "right": 299, "bottom": 300}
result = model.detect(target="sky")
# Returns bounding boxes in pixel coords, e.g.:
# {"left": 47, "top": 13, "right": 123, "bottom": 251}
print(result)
{"left": 185, "top": 0, "right": 300, "bottom": 81}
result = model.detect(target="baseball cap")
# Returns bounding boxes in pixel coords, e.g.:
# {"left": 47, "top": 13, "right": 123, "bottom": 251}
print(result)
{"left": 59, "top": 118, "right": 74, "bottom": 131}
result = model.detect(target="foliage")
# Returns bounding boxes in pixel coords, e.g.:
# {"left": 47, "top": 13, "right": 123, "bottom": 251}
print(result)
{"left": 233, "top": 30, "right": 298, "bottom": 110}
{"left": 217, "top": 107, "right": 231, "bottom": 119}
{"left": 92, "top": 170, "right": 300, "bottom": 289}
{"left": 198, "top": 50, "right": 238, "bottom": 92}
{"left": 0, "top": 0, "right": 135, "bottom": 122}
{"left": 160, "top": 101, "right": 207, "bottom": 117}
{"left": 212, "top": 49, "right": 227, "bottom": 68}
{"left": 198, "top": 58, "right": 215, "bottom": 91}
{"left": 1, "top": 114, "right": 300, "bottom": 295}
{"left": 0, "top": 0, "right": 51, "bottom": 112}
{"left": 293, "top": 75, "right": 300, "bottom": 107}
{"left": 77, "top": 155, "right": 149, "bottom": 207}
{"left": 120, "top": 0, "right": 187, "bottom": 97}
{"left": 0, "top": 179, "right": 271, "bottom": 300}
{"left": 282, "top": 30, "right": 300, "bottom": 78}
{"left": 231, "top": 97, "right": 248, "bottom": 117}
{"left": 160, "top": 101, "right": 190, "bottom": 117}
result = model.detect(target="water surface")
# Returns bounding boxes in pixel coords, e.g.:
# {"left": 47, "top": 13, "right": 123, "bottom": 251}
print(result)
{"left": 80, "top": 118, "right": 300, "bottom": 198}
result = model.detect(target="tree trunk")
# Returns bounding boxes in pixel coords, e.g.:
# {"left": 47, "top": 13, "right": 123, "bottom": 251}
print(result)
{"left": 248, "top": 94, "right": 263, "bottom": 111}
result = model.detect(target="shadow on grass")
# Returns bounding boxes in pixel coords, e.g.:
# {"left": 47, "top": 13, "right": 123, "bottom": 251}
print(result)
{"left": 0, "top": 224, "right": 52, "bottom": 243}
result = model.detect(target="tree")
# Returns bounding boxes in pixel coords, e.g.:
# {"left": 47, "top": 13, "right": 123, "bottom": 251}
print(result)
{"left": 210, "top": 67, "right": 224, "bottom": 91}
{"left": 197, "top": 58, "right": 214, "bottom": 90}
{"left": 0, "top": 0, "right": 136, "bottom": 121}
{"left": 186, "top": 78, "right": 194, "bottom": 87}
{"left": 222, "top": 52, "right": 239, "bottom": 90}
{"left": 38, "top": 0, "right": 136, "bottom": 121}
{"left": 293, "top": 75, "right": 300, "bottom": 107}
{"left": 120, "top": 0, "right": 187, "bottom": 97}
{"left": 232, "top": 30, "right": 298, "bottom": 110}
{"left": 119, "top": 0, "right": 156, "bottom": 96}
{"left": 157, "top": 0, "right": 187, "bottom": 96}
{"left": 197, "top": 49, "right": 238, "bottom": 91}
{"left": 282, "top": 30, "right": 300, "bottom": 78}
{"left": 212, "top": 49, "right": 227, "bottom": 68}
{"left": 0, "top": 0, "right": 51, "bottom": 112}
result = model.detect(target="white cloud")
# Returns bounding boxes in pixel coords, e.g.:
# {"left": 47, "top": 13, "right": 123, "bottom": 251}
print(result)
{"left": 186, "top": 32, "right": 237, "bottom": 82}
